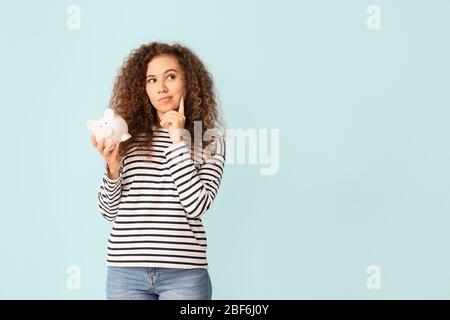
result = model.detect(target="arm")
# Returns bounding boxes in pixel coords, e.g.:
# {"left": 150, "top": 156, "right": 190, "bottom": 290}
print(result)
{"left": 164, "top": 134, "right": 226, "bottom": 219}
{"left": 97, "top": 164, "right": 123, "bottom": 221}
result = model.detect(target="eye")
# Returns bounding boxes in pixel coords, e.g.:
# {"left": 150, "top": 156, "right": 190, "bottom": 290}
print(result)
{"left": 147, "top": 74, "right": 175, "bottom": 83}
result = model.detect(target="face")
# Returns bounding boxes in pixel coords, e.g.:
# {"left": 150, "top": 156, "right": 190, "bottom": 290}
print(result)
{"left": 145, "top": 54, "right": 185, "bottom": 120}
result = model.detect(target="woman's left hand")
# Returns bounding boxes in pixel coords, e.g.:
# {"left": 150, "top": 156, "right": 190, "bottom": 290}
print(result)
{"left": 160, "top": 96, "right": 186, "bottom": 143}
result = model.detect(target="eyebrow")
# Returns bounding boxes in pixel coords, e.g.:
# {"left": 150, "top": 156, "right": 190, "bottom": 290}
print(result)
{"left": 146, "top": 69, "right": 178, "bottom": 78}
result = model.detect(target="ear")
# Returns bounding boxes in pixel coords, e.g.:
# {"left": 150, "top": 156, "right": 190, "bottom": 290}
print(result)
{"left": 104, "top": 108, "right": 115, "bottom": 120}
{"left": 86, "top": 120, "right": 95, "bottom": 130}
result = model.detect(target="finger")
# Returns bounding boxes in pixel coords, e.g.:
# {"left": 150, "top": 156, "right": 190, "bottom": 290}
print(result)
{"left": 160, "top": 115, "right": 178, "bottom": 127}
{"left": 160, "top": 113, "right": 182, "bottom": 125}
{"left": 159, "top": 111, "right": 175, "bottom": 121}
{"left": 159, "top": 111, "right": 172, "bottom": 123}
{"left": 96, "top": 137, "right": 105, "bottom": 153}
{"left": 108, "top": 142, "right": 116, "bottom": 151}
{"left": 102, "top": 147, "right": 111, "bottom": 159}
{"left": 160, "top": 110, "right": 184, "bottom": 121}
{"left": 110, "top": 142, "right": 120, "bottom": 157}
{"left": 102, "top": 142, "right": 115, "bottom": 158}
{"left": 178, "top": 95, "right": 184, "bottom": 115}
{"left": 113, "top": 143, "right": 122, "bottom": 161}
{"left": 160, "top": 115, "right": 171, "bottom": 126}
{"left": 91, "top": 134, "right": 97, "bottom": 147}
{"left": 160, "top": 120, "right": 170, "bottom": 128}
{"left": 104, "top": 139, "right": 114, "bottom": 151}
{"left": 114, "top": 142, "right": 121, "bottom": 153}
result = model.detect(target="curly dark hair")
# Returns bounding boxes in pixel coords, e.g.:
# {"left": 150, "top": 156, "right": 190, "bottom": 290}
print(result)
{"left": 109, "top": 41, "right": 225, "bottom": 160}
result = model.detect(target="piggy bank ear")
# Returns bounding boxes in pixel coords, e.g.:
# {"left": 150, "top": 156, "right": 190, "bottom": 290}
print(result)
{"left": 104, "top": 108, "right": 115, "bottom": 120}
{"left": 86, "top": 120, "right": 96, "bottom": 130}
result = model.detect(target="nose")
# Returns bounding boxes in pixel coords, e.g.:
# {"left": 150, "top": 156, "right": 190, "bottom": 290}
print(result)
{"left": 157, "top": 81, "right": 168, "bottom": 94}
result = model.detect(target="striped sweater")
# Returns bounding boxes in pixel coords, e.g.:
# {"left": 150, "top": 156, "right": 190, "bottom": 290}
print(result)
{"left": 97, "top": 128, "right": 226, "bottom": 269}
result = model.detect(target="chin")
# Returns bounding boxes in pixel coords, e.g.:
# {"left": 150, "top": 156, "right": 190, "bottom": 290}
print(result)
{"left": 163, "top": 104, "right": 177, "bottom": 111}
{"left": 155, "top": 105, "right": 173, "bottom": 114}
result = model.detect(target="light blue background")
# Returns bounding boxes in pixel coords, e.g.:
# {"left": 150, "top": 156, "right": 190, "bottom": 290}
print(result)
{"left": 1, "top": 0, "right": 450, "bottom": 299}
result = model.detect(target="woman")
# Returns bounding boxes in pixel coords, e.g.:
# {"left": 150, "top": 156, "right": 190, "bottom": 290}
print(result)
{"left": 90, "top": 42, "right": 226, "bottom": 300}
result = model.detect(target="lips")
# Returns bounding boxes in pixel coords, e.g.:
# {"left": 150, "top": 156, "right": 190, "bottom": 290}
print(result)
{"left": 159, "top": 96, "right": 171, "bottom": 102}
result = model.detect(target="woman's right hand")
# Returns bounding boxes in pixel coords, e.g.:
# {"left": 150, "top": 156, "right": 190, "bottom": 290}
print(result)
{"left": 91, "top": 134, "right": 122, "bottom": 179}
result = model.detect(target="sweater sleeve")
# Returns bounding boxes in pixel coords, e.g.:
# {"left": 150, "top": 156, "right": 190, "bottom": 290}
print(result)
{"left": 97, "top": 164, "right": 124, "bottom": 221}
{"left": 163, "top": 134, "right": 226, "bottom": 219}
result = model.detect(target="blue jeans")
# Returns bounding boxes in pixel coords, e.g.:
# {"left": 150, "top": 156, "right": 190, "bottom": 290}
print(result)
{"left": 106, "top": 266, "right": 212, "bottom": 300}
